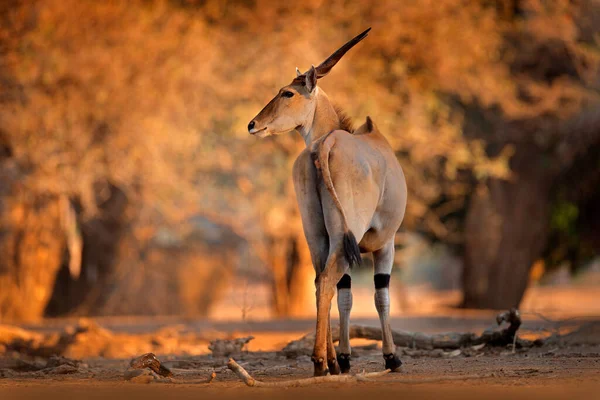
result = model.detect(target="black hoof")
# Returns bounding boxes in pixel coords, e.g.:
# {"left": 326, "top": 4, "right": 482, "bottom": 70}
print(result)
{"left": 337, "top": 353, "right": 351, "bottom": 374}
{"left": 384, "top": 353, "right": 402, "bottom": 372}
{"left": 312, "top": 356, "right": 329, "bottom": 376}
{"left": 327, "top": 358, "right": 341, "bottom": 375}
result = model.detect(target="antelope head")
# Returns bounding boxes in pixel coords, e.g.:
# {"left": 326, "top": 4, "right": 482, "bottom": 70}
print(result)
{"left": 248, "top": 28, "right": 371, "bottom": 137}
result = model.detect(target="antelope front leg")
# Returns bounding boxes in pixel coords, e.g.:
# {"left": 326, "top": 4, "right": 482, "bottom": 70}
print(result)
{"left": 326, "top": 311, "right": 341, "bottom": 375}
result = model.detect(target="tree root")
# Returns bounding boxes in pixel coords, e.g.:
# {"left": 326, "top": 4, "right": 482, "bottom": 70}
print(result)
{"left": 227, "top": 358, "right": 390, "bottom": 387}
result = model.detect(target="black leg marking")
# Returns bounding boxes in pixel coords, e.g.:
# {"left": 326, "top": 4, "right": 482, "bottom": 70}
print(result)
{"left": 336, "top": 274, "right": 352, "bottom": 290}
{"left": 337, "top": 353, "right": 351, "bottom": 374}
{"left": 384, "top": 353, "right": 402, "bottom": 371}
{"left": 374, "top": 273, "right": 390, "bottom": 289}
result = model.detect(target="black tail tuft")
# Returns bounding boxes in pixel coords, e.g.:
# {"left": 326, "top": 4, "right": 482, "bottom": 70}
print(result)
{"left": 343, "top": 231, "right": 362, "bottom": 268}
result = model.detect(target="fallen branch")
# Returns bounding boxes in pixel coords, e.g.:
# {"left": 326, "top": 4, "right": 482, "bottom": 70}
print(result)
{"left": 282, "top": 308, "right": 538, "bottom": 357}
{"left": 227, "top": 358, "right": 390, "bottom": 387}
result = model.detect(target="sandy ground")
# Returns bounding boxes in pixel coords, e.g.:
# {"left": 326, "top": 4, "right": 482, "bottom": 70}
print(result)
{"left": 2, "top": 316, "right": 600, "bottom": 399}
{"left": 3, "top": 381, "right": 600, "bottom": 400}
{"left": 1, "top": 348, "right": 599, "bottom": 400}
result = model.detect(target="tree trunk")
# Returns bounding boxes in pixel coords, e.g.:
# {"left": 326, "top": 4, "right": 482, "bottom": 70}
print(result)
{"left": 44, "top": 184, "right": 128, "bottom": 317}
{"left": 462, "top": 149, "right": 553, "bottom": 309}
{"left": 286, "top": 236, "right": 315, "bottom": 317}
{"left": 462, "top": 109, "right": 600, "bottom": 309}
{"left": 268, "top": 233, "right": 315, "bottom": 317}
{"left": 0, "top": 186, "right": 65, "bottom": 322}
{"left": 268, "top": 236, "right": 292, "bottom": 316}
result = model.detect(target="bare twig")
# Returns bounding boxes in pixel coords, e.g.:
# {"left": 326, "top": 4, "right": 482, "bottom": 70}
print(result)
{"left": 227, "top": 358, "right": 390, "bottom": 387}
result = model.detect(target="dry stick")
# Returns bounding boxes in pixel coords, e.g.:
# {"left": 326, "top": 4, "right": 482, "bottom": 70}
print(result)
{"left": 227, "top": 359, "right": 492, "bottom": 387}
{"left": 227, "top": 358, "right": 390, "bottom": 387}
{"left": 281, "top": 325, "right": 472, "bottom": 354}
{"left": 282, "top": 309, "right": 528, "bottom": 356}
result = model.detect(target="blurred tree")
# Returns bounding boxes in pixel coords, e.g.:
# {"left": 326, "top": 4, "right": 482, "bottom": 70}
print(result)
{"left": 460, "top": 1, "right": 600, "bottom": 308}
{"left": 0, "top": 0, "right": 599, "bottom": 320}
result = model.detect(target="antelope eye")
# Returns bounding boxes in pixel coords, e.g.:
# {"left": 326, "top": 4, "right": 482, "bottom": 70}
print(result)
{"left": 282, "top": 91, "right": 294, "bottom": 98}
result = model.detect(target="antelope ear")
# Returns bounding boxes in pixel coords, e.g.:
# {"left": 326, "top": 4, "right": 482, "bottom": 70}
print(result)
{"left": 305, "top": 65, "right": 317, "bottom": 93}
{"left": 353, "top": 116, "right": 376, "bottom": 135}
{"left": 296, "top": 67, "right": 302, "bottom": 77}
{"left": 365, "top": 116, "right": 374, "bottom": 132}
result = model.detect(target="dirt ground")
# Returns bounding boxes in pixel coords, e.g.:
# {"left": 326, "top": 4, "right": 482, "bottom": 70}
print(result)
{"left": 1, "top": 349, "right": 599, "bottom": 400}
{"left": 1, "top": 310, "right": 600, "bottom": 400}
{"left": 2, "top": 286, "right": 600, "bottom": 399}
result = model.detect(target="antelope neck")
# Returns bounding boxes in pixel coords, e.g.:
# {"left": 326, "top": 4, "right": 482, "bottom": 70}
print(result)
{"left": 298, "top": 89, "right": 343, "bottom": 147}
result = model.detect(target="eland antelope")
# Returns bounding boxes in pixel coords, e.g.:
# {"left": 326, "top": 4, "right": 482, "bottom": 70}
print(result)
{"left": 248, "top": 28, "right": 407, "bottom": 376}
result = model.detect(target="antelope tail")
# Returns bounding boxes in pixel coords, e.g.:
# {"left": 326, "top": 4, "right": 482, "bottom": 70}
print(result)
{"left": 313, "top": 135, "right": 362, "bottom": 268}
